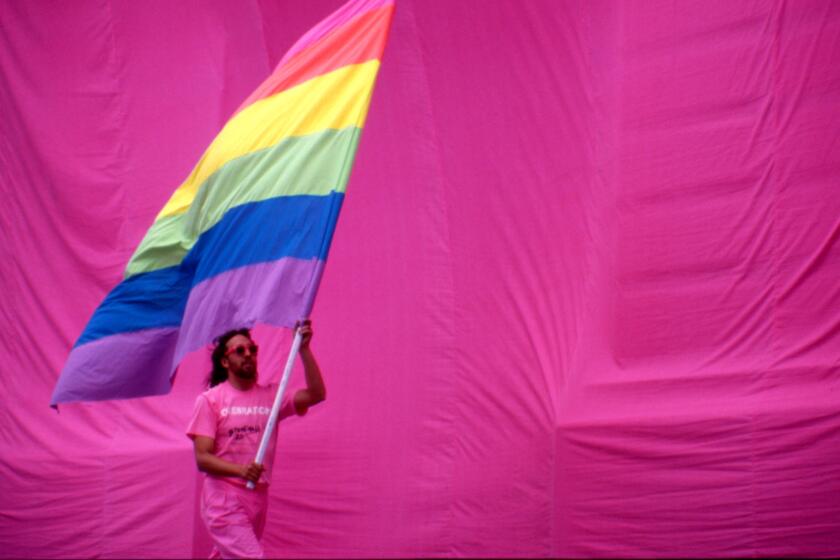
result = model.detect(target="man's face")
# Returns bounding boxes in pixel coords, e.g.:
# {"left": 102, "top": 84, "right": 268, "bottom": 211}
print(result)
{"left": 222, "top": 334, "right": 259, "bottom": 380}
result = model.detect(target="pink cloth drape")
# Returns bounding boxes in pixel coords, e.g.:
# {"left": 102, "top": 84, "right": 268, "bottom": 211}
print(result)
{"left": 2, "top": 0, "right": 839, "bottom": 557}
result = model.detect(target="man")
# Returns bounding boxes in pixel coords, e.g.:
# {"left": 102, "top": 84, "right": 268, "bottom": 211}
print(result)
{"left": 186, "top": 321, "right": 325, "bottom": 559}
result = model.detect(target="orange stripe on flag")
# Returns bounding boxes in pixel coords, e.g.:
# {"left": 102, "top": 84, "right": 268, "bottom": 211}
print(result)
{"left": 234, "top": 4, "right": 394, "bottom": 116}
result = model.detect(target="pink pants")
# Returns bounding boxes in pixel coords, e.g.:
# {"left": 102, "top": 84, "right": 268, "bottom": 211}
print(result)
{"left": 201, "top": 476, "right": 268, "bottom": 559}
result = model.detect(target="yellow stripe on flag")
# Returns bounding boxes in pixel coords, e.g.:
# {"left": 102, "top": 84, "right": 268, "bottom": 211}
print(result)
{"left": 158, "top": 60, "right": 380, "bottom": 219}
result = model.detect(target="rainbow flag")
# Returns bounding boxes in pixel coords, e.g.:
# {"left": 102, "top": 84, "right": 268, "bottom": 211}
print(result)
{"left": 51, "top": 0, "right": 395, "bottom": 405}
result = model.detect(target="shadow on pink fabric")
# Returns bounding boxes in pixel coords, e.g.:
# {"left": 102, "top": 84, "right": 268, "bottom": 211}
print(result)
{"left": 1, "top": 0, "right": 839, "bottom": 557}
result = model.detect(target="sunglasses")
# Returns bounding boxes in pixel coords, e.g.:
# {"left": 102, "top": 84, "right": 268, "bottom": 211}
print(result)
{"left": 225, "top": 343, "right": 259, "bottom": 357}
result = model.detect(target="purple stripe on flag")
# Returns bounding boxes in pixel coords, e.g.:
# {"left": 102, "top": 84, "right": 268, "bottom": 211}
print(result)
{"left": 52, "top": 327, "right": 179, "bottom": 405}
{"left": 174, "top": 257, "right": 325, "bottom": 364}
{"left": 52, "top": 258, "right": 325, "bottom": 405}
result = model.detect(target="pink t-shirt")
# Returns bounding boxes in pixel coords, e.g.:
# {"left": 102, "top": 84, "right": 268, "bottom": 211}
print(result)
{"left": 186, "top": 382, "right": 297, "bottom": 487}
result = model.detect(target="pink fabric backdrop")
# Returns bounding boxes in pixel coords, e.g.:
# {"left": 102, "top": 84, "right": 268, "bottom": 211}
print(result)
{"left": 2, "top": 0, "right": 840, "bottom": 557}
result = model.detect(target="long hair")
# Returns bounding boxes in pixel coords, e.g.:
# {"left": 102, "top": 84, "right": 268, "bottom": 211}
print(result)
{"left": 208, "top": 328, "right": 252, "bottom": 388}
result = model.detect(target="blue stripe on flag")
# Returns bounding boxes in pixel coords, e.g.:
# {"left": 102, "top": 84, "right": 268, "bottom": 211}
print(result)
{"left": 75, "top": 192, "right": 344, "bottom": 346}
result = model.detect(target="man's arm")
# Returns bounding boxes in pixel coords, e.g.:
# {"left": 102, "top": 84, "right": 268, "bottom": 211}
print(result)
{"left": 293, "top": 321, "right": 326, "bottom": 415}
{"left": 192, "top": 436, "right": 264, "bottom": 484}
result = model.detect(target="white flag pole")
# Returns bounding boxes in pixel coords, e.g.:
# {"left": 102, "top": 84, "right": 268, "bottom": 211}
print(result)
{"left": 247, "top": 325, "right": 303, "bottom": 490}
